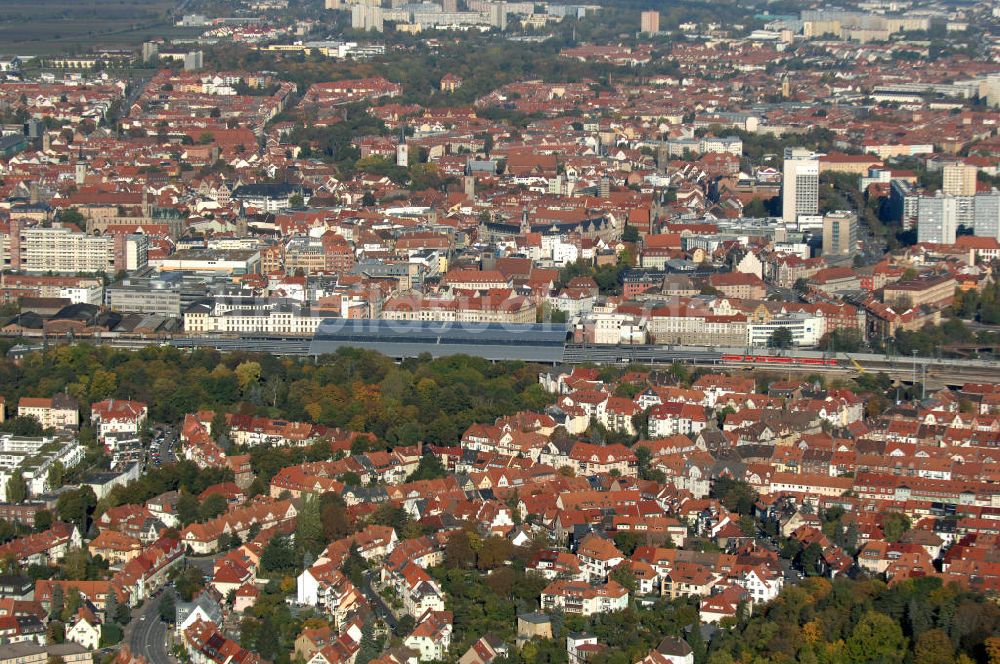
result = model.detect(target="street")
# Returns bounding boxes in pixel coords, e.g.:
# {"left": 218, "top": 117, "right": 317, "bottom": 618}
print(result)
{"left": 147, "top": 424, "right": 178, "bottom": 470}
{"left": 124, "top": 600, "right": 173, "bottom": 664}
{"left": 361, "top": 570, "right": 397, "bottom": 630}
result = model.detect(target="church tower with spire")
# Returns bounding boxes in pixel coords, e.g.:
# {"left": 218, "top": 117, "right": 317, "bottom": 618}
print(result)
{"left": 396, "top": 126, "right": 409, "bottom": 167}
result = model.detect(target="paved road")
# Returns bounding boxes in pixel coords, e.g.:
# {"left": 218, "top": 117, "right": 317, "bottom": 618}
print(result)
{"left": 125, "top": 600, "right": 173, "bottom": 664}
{"left": 148, "top": 424, "right": 178, "bottom": 470}
{"left": 362, "top": 570, "right": 397, "bottom": 630}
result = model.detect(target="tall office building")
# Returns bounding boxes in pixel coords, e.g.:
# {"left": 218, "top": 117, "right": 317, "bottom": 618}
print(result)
{"left": 442, "top": 0, "right": 458, "bottom": 11}
{"left": 351, "top": 4, "right": 384, "bottom": 31}
{"left": 917, "top": 193, "right": 958, "bottom": 245}
{"left": 641, "top": 11, "right": 660, "bottom": 34}
{"left": 488, "top": 3, "right": 508, "bottom": 30}
{"left": 984, "top": 74, "right": 1000, "bottom": 108}
{"left": 942, "top": 161, "right": 977, "bottom": 196}
{"left": 974, "top": 191, "right": 1000, "bottom": 240}
{"left": 2, "top": 221, "right": 149, "bottom": 273}
{"left": 183, "top": 51, "right": 203, "bottom": 71}
{"left": 781, "top": 148, "right": 820, "bottom": 223}
{"left": 822, "top": 211, "right": 858, "bottom": 257}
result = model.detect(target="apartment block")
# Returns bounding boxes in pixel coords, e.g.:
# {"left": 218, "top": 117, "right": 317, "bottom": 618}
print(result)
{"left": 782, "top": 148, "right": 820, "bottom": 223}
{"left": 18, "top": 394, "right": 79, "bottom": 430}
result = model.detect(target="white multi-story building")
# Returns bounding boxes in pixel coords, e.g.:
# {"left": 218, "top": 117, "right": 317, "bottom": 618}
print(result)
{"left": 584, "top": 312, "right": 647, "bottom": 345}
{"left": 746, "top": 313, "right": 825, "bottom": 348}
{"left": 402, "top": 611, "right": 452, "bottom": 662}
{"left": 782, "top": 148, "right": 820, "bottom": 223}
{"left": 183, "top": 299, "right": 322, "bottom": 335}
{"left": 0, "top": 434, "right": 85, "bottom": 499}
{"left": 540, "top": 579, "right": 629, "bottom": 616}
{"left": 942, "top": 161, "right": 977, "bottom": 197}
{"left": 1, "top": 224, "right": 148, "bottom": 274}
{"left": 917, "top": 193, "right": 959, "bottom": 245}
{"left": 18, "top": 395, "right": 79, "bottom": 430}
{"left": 90, "top": 400, "right": 148, "bottom": 445}
{"left": 822, "top": 211, "right": 858, "bottom": 257}
{"left": 18, "top": 226, "right": 113, "bottom": 273}
{"left": 734, "top": 567, "right": 784, "bottom": 605}
{"left": 59, "top": 284, "right": 104, "bottom": 305}
{"left": 974, "top": 191, "right": 1000, "bottom": 240}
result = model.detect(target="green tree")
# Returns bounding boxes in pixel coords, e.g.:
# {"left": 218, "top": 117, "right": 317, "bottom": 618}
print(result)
{"left": 0, "top": 416, "right": 43, "bottom": 436}
{"left": 47, "top": 461, "right": 65, "bottom": 489}
{"left": 743, "top": 198, "right": 768, "bottom": 218}
{"left": 844, "top": 611, "right": 907, "bottom": 664}
{"left": 635, "top": 445, "right": 660, "bottom": 480}
{"left": 396, "top": 614, "right": 416, "bottom": 637}
{"left": 687, "top": 622, "right": 707, "bottom": 664}
{"left": 34, "top": 510, "right": 53, "bottom": 532}
{"left": 319, "top": 492, "right": 352, "bottom": 541}
{"left": 49, "top": 584, "right": 63, "bottom": 621}
{"left": 6, "top": 473, "right": 27, "bottom": 503}
{"left": 174, "top": 567, "right": 205, "bottom": 602}
{"left": 610, "top": 565, "right": 637, "bottom": 594}
{"left": 239, "top": 616, "right": 259, "bottom": 651}
{"left": 176, "top": 490, "right": 200, "bottom": 526}
{"left": 407, "top": 455, "right": 446, "bottom": 481}
{"left": 46, "top": 620, "right": 65, "bottom": 644}
{"left": 210, "top": 410, "right": 228, "bottom": 442}
{"left": 444, "top": 529, "right": 477, "bottom": 569}
{"left": 59, "top": 208, "right": 86, "bottom": 226}
{"left": 198, "top": 494, "right": 229, "bottom": 522}
{"left": 104, "top": 590, "right": 119, "bottom": 625}
{"left": 882, "top": 512, "right": 911, "bottom": 542}
{"left": 55, "top": 487, "right": 97, "bottom": 534}
{"left": 913, "top": 628, "right": 953, "bottom": 664}
{"left": 159, "top": 589, "right": 176, "bottom": 623}
{"left": 712, "top": 478, "right": 758, "bottom": 516}
{"left": 476, "top": 535, "right": 514, "bottom": 571}
{"left": 62, "top": 588, "right": 82, "bottom": 623}
{"left": 100, "top": 623, "right": 123, "bottom": 647}
{"left": 769, "top": 327, "right": 794, "bottom": 349}
{"left": 799, "top": 542, "right": 823, "bottom": 576}
{"left": 336, "top": 471, "right": 362, "bottom": 486}
{"left": 234, "top": 361, "right": 262, "bottom": 392}
{"left": 295, "top": 494, "right": 324, "bottom": 557}
{"left": 260, "top": 534, "right": 296, "bottom": 574}
{"left": 613, "top": 531, "right": 645, "bottom": 557}
{"left": 356, "top": 620, "right": 381, "bottom": 664}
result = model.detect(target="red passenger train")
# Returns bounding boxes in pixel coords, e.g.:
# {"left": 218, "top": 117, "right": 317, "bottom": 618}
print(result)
{"left": 720, "top": 354, "right": 839, "bottom": 367}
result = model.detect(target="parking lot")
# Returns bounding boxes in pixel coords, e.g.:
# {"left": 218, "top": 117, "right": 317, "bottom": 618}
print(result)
{"left": 148, "top": 424, "right": 178, "bottom": 469}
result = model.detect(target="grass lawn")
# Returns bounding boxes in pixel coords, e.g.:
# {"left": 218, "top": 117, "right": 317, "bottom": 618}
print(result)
{"left": 0, "top": 0, "right": 190, "bottom": 56}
